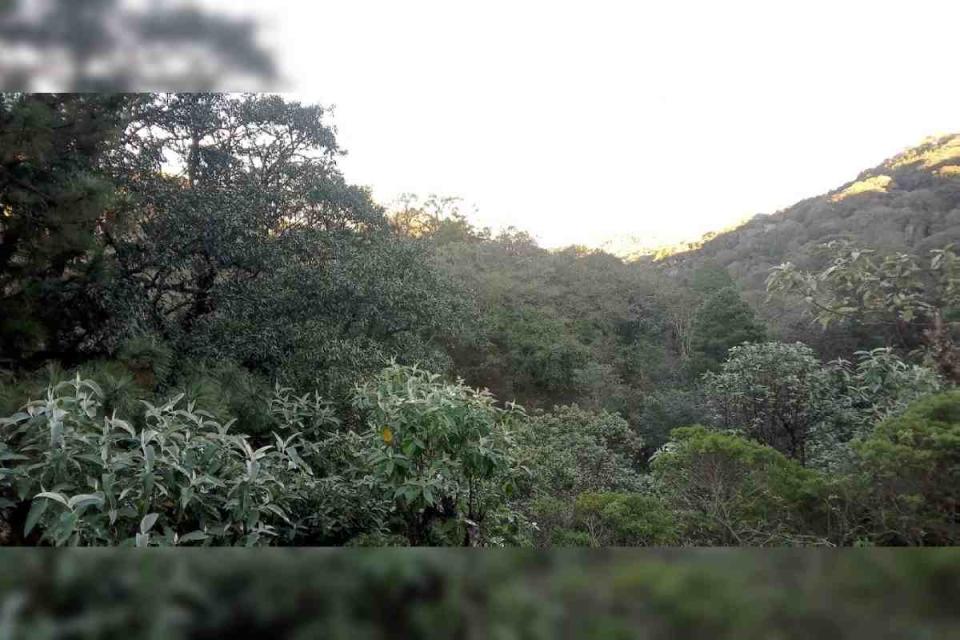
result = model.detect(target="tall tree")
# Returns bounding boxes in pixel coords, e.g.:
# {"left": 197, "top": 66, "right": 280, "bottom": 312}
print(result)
{"left": 0, "top": 93, "right": 132, "bottom": 365}
{"left": 703, "top": 342, "right": 834, "bottom": 466}
{"left": 109, "top": 93, "right": 467, "bottom": 394}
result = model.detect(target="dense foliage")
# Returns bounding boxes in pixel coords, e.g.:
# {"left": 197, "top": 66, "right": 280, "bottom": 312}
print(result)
{"left": 353, "top": 364, "right": 529, "bottom": 546}
{"left": 2, "top": 550, "right": 959, "bottom": 638}
{"left": 2, "top": 93, "right": 960, "bottom": 546}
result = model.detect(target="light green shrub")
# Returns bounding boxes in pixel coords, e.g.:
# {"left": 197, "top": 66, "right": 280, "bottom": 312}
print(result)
{"left": 570, "top": 492, "right": 678, "bottom": 546}
{"left": 353, "top": 363, "right": 530, "bottom": 546}
{"left": 651, "top": 426, "right": 829, "bottom": 545}
{"left": 0, "top": 376, "right": 320, "bottom": 546}
{"left": 855, "top": 390, "right": 960, "bottom": 545}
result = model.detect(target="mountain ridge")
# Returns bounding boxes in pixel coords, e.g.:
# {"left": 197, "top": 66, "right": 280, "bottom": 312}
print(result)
{"left": 584, "top": 134, "right": 960, "bottom": 263}
{"left": 642, "top": 132, "right": 960, "bottom": 347}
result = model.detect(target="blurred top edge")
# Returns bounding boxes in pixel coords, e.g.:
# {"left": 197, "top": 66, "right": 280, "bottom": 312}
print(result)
{"left": 0, "top": 0, "right": 285, "bottom": 92}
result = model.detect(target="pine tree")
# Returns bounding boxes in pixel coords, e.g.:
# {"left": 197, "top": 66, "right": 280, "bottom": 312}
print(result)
{"left": 0, "top": 93, "right": 130, "bottom": 365}
{"left": 689, "top": 286, "right": 766, "bottom": 375}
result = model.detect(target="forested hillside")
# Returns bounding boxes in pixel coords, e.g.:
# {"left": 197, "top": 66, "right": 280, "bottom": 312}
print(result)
{"left": 2, "top": 93, "right": 959, "bottom": 547}
{"left": 659, "top": 133, "right": 960, "bottom": 352}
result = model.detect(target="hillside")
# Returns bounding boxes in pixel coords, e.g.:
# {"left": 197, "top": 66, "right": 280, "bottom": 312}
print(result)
{"left": 655, "top": 134, "right": 960, "bottom": 338}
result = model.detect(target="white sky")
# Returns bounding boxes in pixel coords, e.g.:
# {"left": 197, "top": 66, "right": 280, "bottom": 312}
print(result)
{"left": 225, "top": 0, "right": 960, "bottom": 248}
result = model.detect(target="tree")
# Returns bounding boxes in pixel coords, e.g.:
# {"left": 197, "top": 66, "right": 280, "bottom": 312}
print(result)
{"left": 856, "top": 391, "right": 960, "bottom": 545}
{"left": 388, "top": 193, "right": 477, "bottom": 244}
{"left": 689, "top": 285, "right": 766, "bottom": 374}
{"left": 106, "top": 94, "right": 467, "bottom": 396}
{"left": 653, "top": 265, "right": 734, "bottom": 364}
{"left": 768, "top": 240, "right": 960, "bottom": 382}
{"left": 651, "top": 426, "right": 828, "bottom": 545}
{"left": 484, "top": 308, "right": 590, "bottom": 405}
{"left": 703, "top": 341, "right": 942, "bottom": 471}
{"left": 0, "top": 93, "right": 134, "bottom": 366}
{"left": 703, "top": 342, "right": 836, "bottom": 465}
{"left": 566, "top": 492, "right": 678, "bottom": 546}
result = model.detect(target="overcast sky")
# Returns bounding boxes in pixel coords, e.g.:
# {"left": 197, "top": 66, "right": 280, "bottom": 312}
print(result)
{"left": 233, "top": 0, "right": 960, "bottom": 248}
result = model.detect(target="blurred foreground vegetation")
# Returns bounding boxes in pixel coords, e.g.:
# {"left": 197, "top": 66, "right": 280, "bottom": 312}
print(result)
{"left": 0, "top": 549, "right": 958, "bottom": 639}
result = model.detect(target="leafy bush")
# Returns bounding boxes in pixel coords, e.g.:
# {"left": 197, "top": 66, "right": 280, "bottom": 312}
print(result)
{"left": 515, "top": 405, "right": 646, "bottom": 546}
{"left": 704, "top": 342, "right": 942, "bottom": 469}
{"left": 353, "top": 363, "right": 530, "bottom": 546}
{"left": 703, "top": 342, "right": 836, "bottom": 465}
{"left": 843, "top": 348, "right": 943, "bottom": 419}
{"left": 270, "top": 383, "right": 393, "bottom": 544}
{"left": 0, "top": 375, "right": 321, "bottom": 546}
{"left": 768, "top": 240, "right": 960, "bottom": 383}
{"left": 651, "top": 426, "right": 828, "bottom": 545}
{"left": 519, "top": 405, "right": 645, "bottom": 498}
{"left": 568, "top": 492, "right": 678, "bottom": 546}
{"left": 808, "top": 347, "right": 943, "bottom": 471}
{"left": 856, "top": 390, "right": 960, "bottom": 545}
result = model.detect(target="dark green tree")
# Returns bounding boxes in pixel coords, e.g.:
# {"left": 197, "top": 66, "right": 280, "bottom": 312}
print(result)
{"left": 689, "top": 286, "right": 766, "bottom": 374}
{"left": 108, "top": 93, "right": 467, "bottom": 396}
{"left": 0, "top": 93, "right": 133, "bottom": 366}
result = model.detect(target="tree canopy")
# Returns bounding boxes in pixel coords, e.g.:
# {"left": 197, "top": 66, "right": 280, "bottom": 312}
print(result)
{"left": 2, "top": 93, "right": 960, "bottom": 548}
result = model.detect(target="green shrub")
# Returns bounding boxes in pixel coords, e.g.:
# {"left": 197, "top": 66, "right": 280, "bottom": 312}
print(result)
{"left": 173, "top": 360, "right": 276, "bottom": 436}
{"left": 651, "top": 426, "right": 828, "bottom": 545}
{"left": 514, "top": 405, "right": 646, "bottom": 546}
{"left": 518, "top": 405, "right": 645, "bottom": 498}
{"left": 856, "top": 390, "right": 960, "bottom": 545}
{"left": 353, "top": 363, "right": 530, "bottom": 546}
{"left": 116, "top": 335, "right": 173, "bottom": 389}
{"left": 0, "top": 375, "right": 321, "bottom": 546}
{"left": 549, "top": 528, "right": 593, "bottom": 546}
{"left": 571, "top": 492, "right": 678, "bottom": 546}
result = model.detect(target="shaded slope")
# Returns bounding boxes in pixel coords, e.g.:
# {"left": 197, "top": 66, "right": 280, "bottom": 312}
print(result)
{"left": 657, "top": 134, "right": 960, "bottom": 348}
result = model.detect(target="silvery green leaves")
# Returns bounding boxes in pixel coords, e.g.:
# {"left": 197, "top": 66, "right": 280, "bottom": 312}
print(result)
{"left": 1, "top": 364, "right": 535, "bottom": 546}
{"left": 0, "top": 376, "right": 324, "bottom": 546}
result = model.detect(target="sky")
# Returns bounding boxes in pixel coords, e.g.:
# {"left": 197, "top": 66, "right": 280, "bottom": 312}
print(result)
{"left": 226, "top": 0, "right": 960, "bottom": 249}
